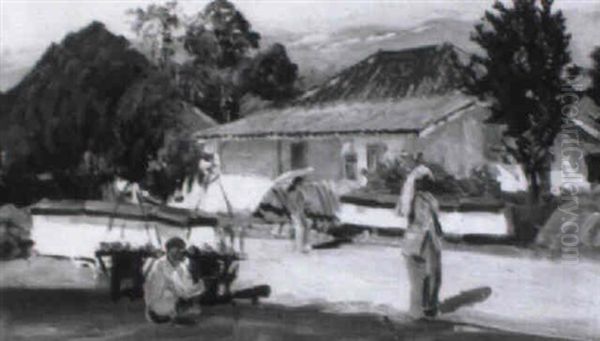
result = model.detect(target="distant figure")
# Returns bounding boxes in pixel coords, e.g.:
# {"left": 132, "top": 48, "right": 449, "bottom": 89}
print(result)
{"left": 398, "top": 166, "right": 443, "bottom": 318}
{"left": 286, "top": 176, "right": 310, "bottom": 253}
{"left": 359, "top": 168, "right": 369, "bottom": 188}
{"left": 195, "top": 152, "right": 221, "bottom": 209}
{"left": 143, "top": 237, "right": 205, "bottom": 324}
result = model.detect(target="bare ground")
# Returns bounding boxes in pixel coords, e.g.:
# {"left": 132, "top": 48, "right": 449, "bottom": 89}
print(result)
{"left": 0, "top": 288, "right": 566, "bottom": 341}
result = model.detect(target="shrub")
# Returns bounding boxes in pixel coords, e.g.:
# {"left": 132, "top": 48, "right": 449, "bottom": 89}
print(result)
{"left": 369, "top": 156, "right": 501, "bottom": 198}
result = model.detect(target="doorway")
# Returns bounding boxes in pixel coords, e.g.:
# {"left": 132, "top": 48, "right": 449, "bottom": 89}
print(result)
{"left": 291, "top": 142, "right": 308, "bottom": 170}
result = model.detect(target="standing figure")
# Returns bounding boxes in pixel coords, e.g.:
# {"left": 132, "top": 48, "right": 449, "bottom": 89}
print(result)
{"left": 195, "top": 151, "right": 221, "bottom": 211}
{"left": 286, "top": 177, "right": 310, "bottom": 253}
{"left": 398, "top": 165, "right": 443, "bottom": 318}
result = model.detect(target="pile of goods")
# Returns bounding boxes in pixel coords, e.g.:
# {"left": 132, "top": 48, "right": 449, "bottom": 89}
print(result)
{"left": 95, "top": 242, "right": 269, "bottom": 304}
{"left": 185, "top": 245, "right": 243, "bottom": 304}
{"left": 95, "top": 242, "right": 161, "bottom": 301}
{"left": 0, "top": 205, "right": 34, "bottom": 260}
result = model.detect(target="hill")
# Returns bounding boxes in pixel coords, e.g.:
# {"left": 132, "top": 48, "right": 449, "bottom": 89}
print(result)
{"left": 263, "top": 13, "right": 599, "bottom": 87}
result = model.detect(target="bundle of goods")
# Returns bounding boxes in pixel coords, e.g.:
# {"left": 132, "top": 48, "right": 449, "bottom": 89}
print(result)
{"left": 254, "top": 181, "right": 340, "bottom": 233}
{"left": 95, "top": 242, "right": 161, "bottom": 301}
{"left": 185, "top": 245, "right": 243, "bottom": 305}
{"left": 95, "top": 242, "right": 270, "bottom": 304}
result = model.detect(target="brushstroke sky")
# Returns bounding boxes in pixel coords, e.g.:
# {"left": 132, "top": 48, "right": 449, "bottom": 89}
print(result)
{"left": 2, "top": 0, "right": 598, "bottom": 51}
{"left": 1, "top": 0, "right": 599, "bottom": 90}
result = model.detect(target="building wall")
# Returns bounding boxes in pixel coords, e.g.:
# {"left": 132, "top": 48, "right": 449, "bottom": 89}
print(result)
{"left": 219, "top": 138, "right": 344, "bottom": 180}
{"left": 215, "top": 114, "right": 491, "bottom": 181}
{"left": 220, "top": 140, "right": 280, "bottom": 177}
{"left": 343, "top": 135, "right": 417, "bottom": 173}
{"left": 305, "top": 139, "right": 344, "bottom": 179}
{"left": 417, "top": 111, "right": 488, "bottom": 178}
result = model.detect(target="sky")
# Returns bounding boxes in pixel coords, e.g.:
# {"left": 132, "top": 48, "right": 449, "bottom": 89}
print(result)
{"left": 1, "top": 0, "right": 599, "bottom": 90}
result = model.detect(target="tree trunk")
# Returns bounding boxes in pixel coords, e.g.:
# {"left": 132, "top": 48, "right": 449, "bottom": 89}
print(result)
{"left": 528, "top": 171, "right": 541, "bottom": 205}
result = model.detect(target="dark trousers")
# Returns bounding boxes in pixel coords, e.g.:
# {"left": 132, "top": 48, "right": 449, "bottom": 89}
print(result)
{"left": 405, "top": 254, "right": 442, "bottom": 317}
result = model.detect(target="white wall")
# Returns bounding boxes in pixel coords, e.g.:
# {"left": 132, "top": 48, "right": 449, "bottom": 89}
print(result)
{"left": 31, "top": 215, "right": 216, "bottom": 259}
{"left": 220, "top": 140, "right": 280, "bottom": 177}
{"left": 417, "top": 111, "right": 488, "bottom": 178}
{"left": 215, "top": 115, "right": 492, "bottom": 185}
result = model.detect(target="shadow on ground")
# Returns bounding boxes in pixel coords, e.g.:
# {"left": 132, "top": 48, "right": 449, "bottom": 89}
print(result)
{"left": 0, "top": 288, "right": 567, "bottom": 341}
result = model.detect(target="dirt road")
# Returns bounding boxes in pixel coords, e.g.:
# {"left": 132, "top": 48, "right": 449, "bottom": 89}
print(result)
{"left": 0, "top": 288, "right": 565, "bottom": 341}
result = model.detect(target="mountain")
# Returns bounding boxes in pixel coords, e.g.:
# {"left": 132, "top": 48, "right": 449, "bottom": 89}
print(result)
{"left": 2, "top": 9, "right": 598, "bottom": 92}
{"left": 260, "top": 19, "right": 478, "bottom": 87}
{"left": 264, "top": 13, "right": 599, "bottom": 87}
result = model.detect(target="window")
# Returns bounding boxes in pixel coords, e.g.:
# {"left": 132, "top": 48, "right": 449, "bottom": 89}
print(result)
{"left": 367, "top": 143, "right": 387, "bottom": 171}
{"left": 586, "top": 154, "right": 600, "bottom": 183}
{"left": 344, "top": 153, "right": 358, "bottom": 180}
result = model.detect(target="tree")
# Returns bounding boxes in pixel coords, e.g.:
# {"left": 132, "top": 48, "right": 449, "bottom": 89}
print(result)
{"left": 590, "top": 47, "right": 600, "bottom": 109}
{"left": 462, "top": 0, "right": 572, "bottom": 202}
{"left": 114, "top": 72, "right": 212, "bottom": 202}
{"left": 128, "top": 0, "right": 298, "bottom": 123}
{"left": 1, "top": 23, "right": 152, "bottom": 197}
{"left": 128, "top": 1, "right": 182, "bottom": 69}
{"left": 201, "top": 0, "right": 260, "bottom": 68}
{"left": 239, "top": 43, "right": 299, "bottom": 101}
{"left": 0, "top": 22, "right": 201, "bottom": 204}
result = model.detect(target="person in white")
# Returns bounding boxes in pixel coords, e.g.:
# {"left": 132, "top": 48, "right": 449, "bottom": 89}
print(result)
{"left": 285, "top": 176, "right": 311, "bottom": 253}
{"left": 397, "top": 165, "right": 443, "bottom": 318}
{"left": 143, "top": 237, "right": 205, "bottom": 324}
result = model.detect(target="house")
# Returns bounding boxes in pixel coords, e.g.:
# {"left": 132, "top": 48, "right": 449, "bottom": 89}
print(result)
{"left": 550, "top": 95, "right": 600, "bottom": 193}
{"left": 195, "top": 44, "right": 499, "bottom": 183}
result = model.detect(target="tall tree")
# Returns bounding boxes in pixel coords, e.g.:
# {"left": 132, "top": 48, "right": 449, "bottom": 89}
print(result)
{"left": 128, "top": 0, "right": 298, "bottom": 123}
{"left": 590, "top": 47, "right": 600, "bottom": 109}
{"left": 0, "top": 22, "right": 202, "bottom": 204}
{"left": 202, "top": 0, "right": 260, "bottom": 68}
{"left": 463, "top": 0, "right": 572, "bottom": 202}
{"left": 129, "top": 1, "right": 181, "bottom": 68}
{"left": 239, "top": 43, "right": 299, "bottom": 101}
{"left": 4, "top": 23, "right": 149, "bottom": 180}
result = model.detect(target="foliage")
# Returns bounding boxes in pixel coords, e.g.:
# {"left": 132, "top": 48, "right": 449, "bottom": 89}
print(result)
{"left": 0, "top": 22, "right": 203, "bottom": 205}
{"left": 372, "top": 155, "right": 501, "bottom": 197}
{"left": 0, "top": 23, "right": 151, "bottom": 200}
{"left": 128, "top": 1, "right": 182, "bottom": 68}
{"left": 590, "top": 47, "right": 600, "bottom": 109}
{"left": 144, "top": 136, "right": 203, "bottom": 202}
{"left": 373, "top": 155, "right": 419, "bottom": 193}
{"left": 462, "top": 0, "right": 572, "bottom": 202}
{"left": 113, "top": 72, "right": 181, "bottom": 183}
{"left": 202, "top": 0, "right": 260, "bottom": 68}
{"left": 113, "top": 71, "right": 211, "bottom": 202}
{"left": 127, "top": 0, "right": 298, "bottom": 123}
{"left": 239, "top": 43, "right": 299, "bottom": 101}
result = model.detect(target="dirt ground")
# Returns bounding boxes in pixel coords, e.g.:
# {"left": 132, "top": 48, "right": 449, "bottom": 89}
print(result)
{"left": 0, "top": 288, "right": 566, "bottom": 341}
{"left": 1, "top": 237, "right": 598, "bottom": 340}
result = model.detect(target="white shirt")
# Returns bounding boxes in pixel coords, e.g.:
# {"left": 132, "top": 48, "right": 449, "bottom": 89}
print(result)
{"left": 143, "top": 256, "right": 205, "bottom": 318}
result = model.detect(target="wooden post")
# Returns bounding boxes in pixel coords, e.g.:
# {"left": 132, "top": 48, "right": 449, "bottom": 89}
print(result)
{"left": 276, "top": 140, "right": 283, "bottom": 176}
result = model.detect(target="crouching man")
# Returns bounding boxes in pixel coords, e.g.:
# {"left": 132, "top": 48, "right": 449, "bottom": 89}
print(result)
{"left": 143, "top": 237, "right": 204, "bottom": 324}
